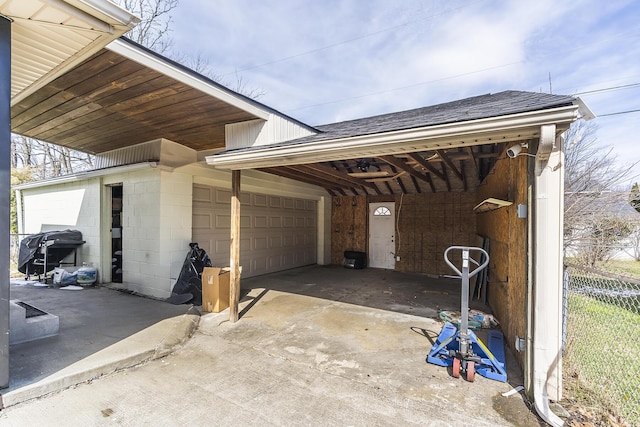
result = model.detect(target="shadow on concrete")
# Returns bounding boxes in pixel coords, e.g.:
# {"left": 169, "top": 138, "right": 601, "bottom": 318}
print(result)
{"left": 241, "top": 264, "right": 491, "bottom": 320}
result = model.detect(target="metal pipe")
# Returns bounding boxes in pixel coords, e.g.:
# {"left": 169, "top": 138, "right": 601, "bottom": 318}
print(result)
{"left": 531, "top": 125, "right": 565, "bottom": 426}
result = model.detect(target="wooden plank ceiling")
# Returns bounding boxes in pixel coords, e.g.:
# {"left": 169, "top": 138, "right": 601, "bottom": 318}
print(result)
{"left": 260, "top": 143, "right": 507, "bottom": 196}
{"left": 10, "top": 48, "right": 258, "bottom": 155}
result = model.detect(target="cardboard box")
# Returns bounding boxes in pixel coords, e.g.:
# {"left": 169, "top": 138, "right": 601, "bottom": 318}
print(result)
{"left": 202, "top": 267, "right": 231, "bottom": 313}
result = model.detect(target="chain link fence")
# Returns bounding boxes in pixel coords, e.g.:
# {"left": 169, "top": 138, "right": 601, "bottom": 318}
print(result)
{"left": 563, "top": 262, "right": 640, "bottom": 425}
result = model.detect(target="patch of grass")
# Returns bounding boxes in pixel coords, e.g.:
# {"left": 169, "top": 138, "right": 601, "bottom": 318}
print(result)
{"left": 601, "top": 260, "right": 640, "bottom": 279}
{"left": 564, "top": 293, "right": 640, "bottom": 426}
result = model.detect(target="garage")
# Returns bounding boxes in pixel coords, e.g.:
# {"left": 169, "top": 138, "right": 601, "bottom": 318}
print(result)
{"left": 192, "top": 184, "right": 317, "bottom": 277}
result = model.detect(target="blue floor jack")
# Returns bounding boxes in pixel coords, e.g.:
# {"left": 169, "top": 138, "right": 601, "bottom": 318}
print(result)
{"left": 427, "top": 246, "right": 507, "bottom": 382}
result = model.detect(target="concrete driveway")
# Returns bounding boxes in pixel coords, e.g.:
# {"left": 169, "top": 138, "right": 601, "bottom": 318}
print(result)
{"left": 0, "top": 266, "right": 542, "bottom": 426}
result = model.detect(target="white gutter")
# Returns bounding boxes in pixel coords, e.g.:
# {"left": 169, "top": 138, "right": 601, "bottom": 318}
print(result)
{"left": 207, "top": 105, "right": 579, "bottom": 169}
{"left": 530, "top": 124, "right": 565, "bottom": 427}
{"left": 13, "top": 161, "right": 158, "bottom": 191}
{"left": 107, "top": 39, "right": 271, "bottom": 121}
{"left": 74, "top": 0, "right": 141, "bottom": 29}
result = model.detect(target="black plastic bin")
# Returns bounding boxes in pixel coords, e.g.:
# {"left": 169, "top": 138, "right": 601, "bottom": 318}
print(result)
{"left": 343, "top": 250, "right": 366, "bottom": 269}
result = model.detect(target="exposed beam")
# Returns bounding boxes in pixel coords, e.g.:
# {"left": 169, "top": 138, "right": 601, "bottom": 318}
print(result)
{"left": 410, "top": 175, "right": 422, "bottom": 194}
{"left": 466, "top": 146, "right": 478, "bottom": 175}
{"left": 379, "top": 155, "right": 434, "bottom": 193}
{"left": 408, "top": 153, "right": 447, "bottom": 181}
{"left": 441, "top": 163, "right": 451, "bottom": 192}
{"left": 437, "top": 150, "right": 464, "bottom": 181}
{"left": 259, "top": 167, "right": 336, "bottom": 192}
{"left": 388, "top": 164, "right": 407, "bottom": 194}
{"left": 460, "top": 158, "right": 468, "bottom": 191}
{"left": 288, "top": 164, "right": 367, "bottom": 191}
{"left": 305, "top": 163, "right": 377, "bottom": 189}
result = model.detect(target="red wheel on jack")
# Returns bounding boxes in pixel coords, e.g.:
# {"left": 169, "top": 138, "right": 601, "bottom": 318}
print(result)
{"left": 466, "top": 361, "right": 475, "bottom": 382}
{"left": 452, "top": 357, "right": 461, "bottom": 378}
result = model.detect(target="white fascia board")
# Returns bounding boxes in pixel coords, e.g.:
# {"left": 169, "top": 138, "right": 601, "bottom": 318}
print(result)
{"left": 107, "top": 39, "right": 271, "bottom": 121}
{"left": 13, "top": 162, "right": 158, "bottom": 190}
{"left": 207, "top": 105, "right": 579, "bottom": 169}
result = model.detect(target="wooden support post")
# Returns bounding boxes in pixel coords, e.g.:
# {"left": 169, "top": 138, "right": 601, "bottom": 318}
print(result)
{"left": 229, "top": 170, "right": 241, "bottom": 322}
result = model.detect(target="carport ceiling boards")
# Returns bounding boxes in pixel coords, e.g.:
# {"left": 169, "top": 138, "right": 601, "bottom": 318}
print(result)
{"left": 259, "top": 146, "right": 503, "bottom": 196}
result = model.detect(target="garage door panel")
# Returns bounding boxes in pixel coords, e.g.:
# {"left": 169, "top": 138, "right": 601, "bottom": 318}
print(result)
{"left": 193, "top": 186, "right": 212, "bottom": 203}
{"left": 269, "top": 196, "right": 281, "bottom": 208}
{"left": 193, "top": 213, "right": 212, "bottom": 229}
{"left": 254, "top": 236, "right": 268, "bottom": 250}
{"left": 270, "top": 216, "right": 282, "bottom": 228}
{"left": 193, "top": 184, "right": 316, "bottom": 278}
{"left": 254, "top": 215, "right": 268, "bottom": 228}
{"left": 254, "top": 194, "right": 268, "bottom": 207}
{"left": 270, "top": 235, "right": 283, "bottom": 248}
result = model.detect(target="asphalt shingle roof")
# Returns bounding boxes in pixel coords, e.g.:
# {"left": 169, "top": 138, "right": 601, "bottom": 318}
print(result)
{"left": 221, "top": 90, "right": 576, "bottom": 154}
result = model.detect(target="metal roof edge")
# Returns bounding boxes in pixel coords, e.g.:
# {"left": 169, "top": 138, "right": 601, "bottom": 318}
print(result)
{"left": 13, "top": 162, "right": 158, "bottom": 190}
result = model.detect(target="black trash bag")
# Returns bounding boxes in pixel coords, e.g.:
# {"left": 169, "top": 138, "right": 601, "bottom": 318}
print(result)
{"left": 169, "top": 243, "right": 212, "bottom": 305}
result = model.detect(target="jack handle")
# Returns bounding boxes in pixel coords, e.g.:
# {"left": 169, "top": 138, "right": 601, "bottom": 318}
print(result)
{"left": 444, "top": 246, "right": 489, "bottom": 278}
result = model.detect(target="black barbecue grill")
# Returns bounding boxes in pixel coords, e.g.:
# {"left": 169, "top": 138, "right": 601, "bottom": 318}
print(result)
{"left": 18, "top": 230, "right": 85, "bottom": 281}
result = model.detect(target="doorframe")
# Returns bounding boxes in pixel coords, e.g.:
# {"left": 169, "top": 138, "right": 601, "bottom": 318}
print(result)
{"left": 368, "top": 201, "right": 396, "bottom": 269}
{"left": 101, "top": 183, "right": 123, "bottom": 283}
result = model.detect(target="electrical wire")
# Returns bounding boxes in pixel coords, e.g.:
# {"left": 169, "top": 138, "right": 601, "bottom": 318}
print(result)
{"left": 597, "top": 109, "right": 640, "bottom": 117}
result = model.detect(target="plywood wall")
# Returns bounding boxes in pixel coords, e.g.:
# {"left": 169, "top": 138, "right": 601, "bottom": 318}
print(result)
{"left": 330, "top": 196, "right": 368, "bottom": 264}
{"left": 475, "top": 150, "right": 528, "bottom": 368}
{"left": 330, "top": 192, "right": 476, "bottom": 273}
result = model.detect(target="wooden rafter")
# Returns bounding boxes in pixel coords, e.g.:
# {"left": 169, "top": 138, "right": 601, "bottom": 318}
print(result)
{"left": 466, "top": 146, "right": 478, "bottom": 175}
{"left": 436, "top": 150, "right": 464, "bottom": 181}
{"left": 440, "top": 162, "right": 451, "bottom": 192}
{"left": 408, "top": 153, "right": 447, "bottom": 181}
{"left": 286, "top": 165, "right": 364, "bottom": 194}
{"left": 304, "top": 163, "right": 376, "bottom": 189}
{"left": 379, "top": 155, "right": 434, "bottom": 192}
{"left": 259, "top": 167, "right": 337, "bottom": 192}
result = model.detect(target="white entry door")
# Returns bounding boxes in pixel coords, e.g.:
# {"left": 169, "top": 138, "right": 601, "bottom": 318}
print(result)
{"left": 368, "top": 202, "right": 396, "bottom": 269}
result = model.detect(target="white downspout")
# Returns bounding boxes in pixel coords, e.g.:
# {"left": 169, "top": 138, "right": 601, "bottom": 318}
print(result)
{"left": 531, "top": 124, "right": 565, "bottom": 426}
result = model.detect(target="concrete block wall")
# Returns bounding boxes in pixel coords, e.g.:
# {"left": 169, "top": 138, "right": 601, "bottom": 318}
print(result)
{"left": 158, "top": 170, "right": 193, "bottom": 295}
{"left": 21, "top": 179, "right": 101, "bottom": 268}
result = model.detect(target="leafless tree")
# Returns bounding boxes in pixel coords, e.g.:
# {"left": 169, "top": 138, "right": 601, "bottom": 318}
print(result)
{"left": 114, "top": 0, "right": 178, "bottom": 54}
{"left": 563, "top": 119, "right": 639, "bottom": 263}
{"left": 10, "top": 135, "right": 94, "bottom": 180}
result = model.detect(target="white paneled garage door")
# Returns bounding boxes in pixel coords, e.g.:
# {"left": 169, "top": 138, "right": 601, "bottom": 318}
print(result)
{"left": 192, "top": 184, "right": 317, "bottom": 278}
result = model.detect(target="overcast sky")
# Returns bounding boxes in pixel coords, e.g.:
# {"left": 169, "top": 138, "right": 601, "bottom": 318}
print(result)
{"left": 168, "top": 0, "right": 640, "bottom": 185}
